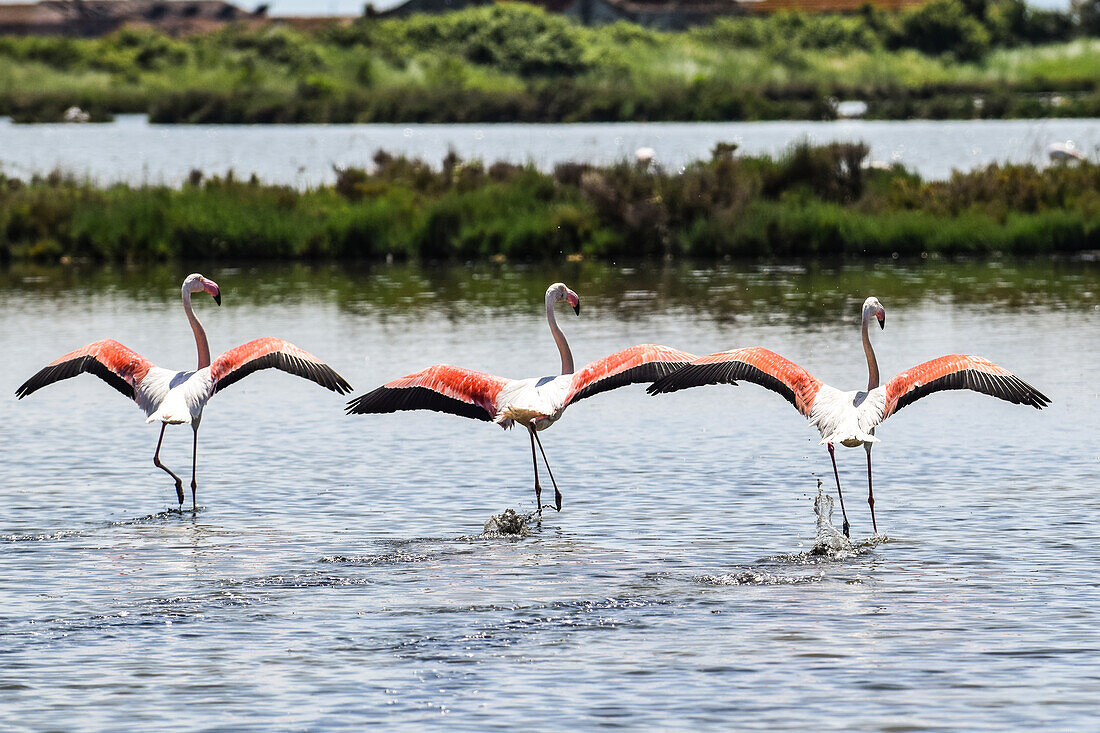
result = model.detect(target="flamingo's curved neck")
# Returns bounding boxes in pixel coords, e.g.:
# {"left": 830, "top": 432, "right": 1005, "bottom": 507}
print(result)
{"left": 546, "top": 294, "right": 574, "bottom": 375}
{"left": 861, "top": 310, "right": 879, "bottom": 390}
{"left": 184, "top": 290, "right": 211, "bottom": 369}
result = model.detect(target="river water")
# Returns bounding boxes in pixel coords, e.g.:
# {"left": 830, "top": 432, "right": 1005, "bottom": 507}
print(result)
{"left": 1, "top": 260, "right": 1098, "bottom": 730}
{"left": 1, "top": 116, "right": 1099, "bottom": 186}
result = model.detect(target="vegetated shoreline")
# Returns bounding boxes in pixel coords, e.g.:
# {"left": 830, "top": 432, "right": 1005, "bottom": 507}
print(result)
{"left": 1, "top": 142, "right": 1098, "bottom": 264}
{"left": 1, "top": 2, "right": 1100, "bottom": 124}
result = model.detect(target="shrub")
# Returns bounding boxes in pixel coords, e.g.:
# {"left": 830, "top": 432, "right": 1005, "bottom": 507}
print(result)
{"left": 1, "top": 146, "right": 1097, "bottom": 263}
{"left": 386, "top": 5, "right": 586, "bottom": 77}
{"left": 896, "top": 0, "right": 992, "bottom": 60}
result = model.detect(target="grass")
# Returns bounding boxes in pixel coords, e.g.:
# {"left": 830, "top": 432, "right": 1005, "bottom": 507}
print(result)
{"left": 0, "top": 2, "right": 1098, "bottom": 122}
{"left": 2, "top": 143, "right": 1098, "bottom": 263}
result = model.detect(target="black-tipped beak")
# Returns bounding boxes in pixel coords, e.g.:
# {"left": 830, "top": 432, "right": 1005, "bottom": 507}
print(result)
{"left": 878, "top": 315, "right": 885, "bottom": 329}
{"left": 573, "top": 304, "right": 580, "bottom": 316}
{"left": 213, "top": 292, "right": 222, "bottom": 306}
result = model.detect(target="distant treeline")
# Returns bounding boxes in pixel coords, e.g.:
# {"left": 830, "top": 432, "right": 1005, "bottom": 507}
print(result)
{"left": 3, "top": 143, "right": 1098, "bottom": 262}
{"left": 0, "top": 1, "right": 1099, "bottom": 123}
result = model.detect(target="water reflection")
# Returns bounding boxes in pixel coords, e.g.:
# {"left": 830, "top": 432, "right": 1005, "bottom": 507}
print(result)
{"left": 3, "top": 257, "right": 1096, "bottom": 323}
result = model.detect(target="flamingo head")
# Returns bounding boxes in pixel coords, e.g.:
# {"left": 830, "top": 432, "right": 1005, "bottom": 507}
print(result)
{"left": 863, "top": 296, "right": 885, "bottom": 329}
{"left": 184, "top": 273, "right": 221, "bottom": 306}
{"left": 547, "top": 282, "right": 581, "bottom": 315}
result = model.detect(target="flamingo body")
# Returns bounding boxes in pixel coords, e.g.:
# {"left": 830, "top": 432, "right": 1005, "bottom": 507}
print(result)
{"left": 650, "top": 348, "right": 1047, "bottom": 446}
{"left": 349, "top": 343, "right": 695, "bottom": 432}
{"left": 648, "top": 298, "right": 1049, "bottom": 535}
{"left": 495, "top": 374, "right": 573, "bottom": 431}
{"left": 16, "top": 275, "right": 351, "bottom": 509}
{"left": 19, "top": 337, "right": 349, "bottom": 425}
{"left": 347, "top": 284, "right": 695, "bottom": 513}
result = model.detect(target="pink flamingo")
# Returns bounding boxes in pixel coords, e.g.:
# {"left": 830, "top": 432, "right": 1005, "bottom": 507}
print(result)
{"left": 648, "top": 296, "right": 1049, "bottom": 537}
{"left": 346, "top": 283, "right": 695, "bottom": 513}
{"left": 16, "top": 273, "right": 351, "bottom": 509}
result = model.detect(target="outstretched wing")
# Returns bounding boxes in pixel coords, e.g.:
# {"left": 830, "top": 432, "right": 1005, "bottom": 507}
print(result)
{"left": 566, "top": 344, "right": 697, "bottom": 405}
{"left": 647, "top": 347, "right": 823, "bottom": 418}
{"left": 877, "top": 354, "right": 1049, "bottom": 423}
{"left": 16, "top": 339, "right": 153, "bottom": 402}
{"left": 346, "top": 364, "right": 509, "bottom": 422}
{"left": 210, "top": 338, "right": 351, "bottom": 395}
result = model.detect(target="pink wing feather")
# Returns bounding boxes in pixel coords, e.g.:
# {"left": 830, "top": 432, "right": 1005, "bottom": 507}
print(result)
{"left": 647, "top": 346, "right": 822, "bottom": 417}
{"left": 16, "top": 339, "right": 153, "bottom": 401}
{"left": 210, "top": 337, "right": 350, "bottom": 394}
{"left": 881, "top": 354, "right": 1049, "bottom": 419}
{"left": 566, "top": 344, "right": 697, "bottom": 405}
{"left": 346, "top": 364, "right": 509, "bottom": 422}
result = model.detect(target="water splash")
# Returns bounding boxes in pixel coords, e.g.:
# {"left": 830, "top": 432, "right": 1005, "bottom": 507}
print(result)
{"left": 319, "top": 552, "right": 430, "bottom": 566}
{"left": 481, "top": 508, "right": 537, "bottom": 538}
{"left": 696, "top": 570, "right": 824, "bottom": 586}
{"left": 777, "top": 480, "right": 891, "bottom": 561}
{"left": 811, "top": 482, "right": 855, "bottom": 556}
{"left": 3, "top": 529, "right": 84, "bottom": 543}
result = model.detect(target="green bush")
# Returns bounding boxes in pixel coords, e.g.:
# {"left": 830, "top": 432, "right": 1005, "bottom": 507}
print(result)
{"left": 382, "top": 5, "right": 586, "bottom": 77}
{"left": 896, "top": 0, "right": 992, "bottom": 60}
{"left": 2, "top": 145, "right": 1096, "bottom": 263}
{"left": 2, "top": 2, "right": 1100, "bottom": 123}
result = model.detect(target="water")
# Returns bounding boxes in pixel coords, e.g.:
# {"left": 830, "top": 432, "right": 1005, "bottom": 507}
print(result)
{"left": 1, "top": 260, "right": 1098, "bottom": 729}
{"left": 1, "top": 116, "right": 1099, "bottom": 187}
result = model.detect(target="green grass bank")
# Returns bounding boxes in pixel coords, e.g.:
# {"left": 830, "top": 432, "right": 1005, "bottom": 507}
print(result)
{"left": 3, "top": 143, "right": 1099, "bottom": 263}
{"left": 1, "top": 1, "right": 1100, "bottom": 123}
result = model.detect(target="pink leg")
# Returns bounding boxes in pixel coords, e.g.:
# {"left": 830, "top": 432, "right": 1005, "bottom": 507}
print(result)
{"left": 866, "top": 445, "right": 878, "bottom": 535}
{"left": 531, "top": 427, "right": 563, "bottom": 512}
{"left": 528, "top": 426, "right": 544, "bottom": 515}
{"left": 190, "top": 426, "right": 199, "bottom": 512}
{"left": 153, "top": 423, "right": 184, "bottom": 507}
{"left": 827, "top": 443, "right": 851, "bottom": 538}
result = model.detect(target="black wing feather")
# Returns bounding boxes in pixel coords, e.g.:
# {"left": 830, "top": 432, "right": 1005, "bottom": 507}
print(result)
{"left": 345, "top": 386, "right": 493, "bottom": 421}
{"left": 214, "top": 352, "right": 351, "bottom": 395}
{"left": 16, "top": 355, "right": 134, "bottom": 400}
{"left": 570, "top": 361, "right": 690, "bottom": 404}
{"left": 654, "top": 360, "right": 806, "bottom": 409}
{"left": 892, "top": 369, "right": 1049, "bottom": 415}
{"left": 649, "top": 360, "right": 804, "bottom": 410}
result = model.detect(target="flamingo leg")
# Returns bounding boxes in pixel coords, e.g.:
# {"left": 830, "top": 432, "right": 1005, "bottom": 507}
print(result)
{"left": 866, "top": 444, "right": 878, "bottom": 536}
{"left": 827, "top": 443, "right": 851, "bottom": 538}
{"left": 153, "top": 422, "right": 184, "bottom": 507}
{"left": 190, "top": 425, "right": 199, "bottom": 512}
{"left": 531, "top": 424, "right": 562, "bottom": 512}
{"left": 528, "top": 426, "right": 544, "bottom": 515}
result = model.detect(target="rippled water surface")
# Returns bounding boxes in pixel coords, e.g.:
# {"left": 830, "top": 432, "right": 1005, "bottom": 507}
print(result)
{"left": 1, "top": 260, "right": 1098, "bottom": 730}
{"left": 2, "top": 116, "right": 1099, "bottom": 185}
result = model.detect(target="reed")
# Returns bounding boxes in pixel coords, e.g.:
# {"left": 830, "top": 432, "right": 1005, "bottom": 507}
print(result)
{"left": 2, "top": 143, "right": 1097, "bottom": 263}
{"left": 0, "top": 3, "right": 1098, "bottom": 123}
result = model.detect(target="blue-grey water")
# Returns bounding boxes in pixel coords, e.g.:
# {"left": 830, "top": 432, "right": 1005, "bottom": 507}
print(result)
{"left": 1, "top": 116, "right": 1098, "bottom": 186}
{"left": 1, "top": 261, "right": 1098, "bottom": 730}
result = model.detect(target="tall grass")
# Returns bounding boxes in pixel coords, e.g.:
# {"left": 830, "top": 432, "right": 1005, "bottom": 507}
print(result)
{"left": 2, "top": 144, "right": 1097, "bottom": 263}
{"left": 0, "top": 2, "right": 1098, "bottom": 122}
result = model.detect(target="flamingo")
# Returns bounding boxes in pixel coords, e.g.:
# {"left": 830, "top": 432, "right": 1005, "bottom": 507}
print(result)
{"left": 346, "top": 282, "right": 696, "bottom": 513}
{"left": 16, "top": 273, "right": 351, "bottom": 510}
{"left": 1048, "top": 141, "right": 1086, "bottom": 163}
{"left": 647, "top": 296, "right": 1049, "bottom": 537}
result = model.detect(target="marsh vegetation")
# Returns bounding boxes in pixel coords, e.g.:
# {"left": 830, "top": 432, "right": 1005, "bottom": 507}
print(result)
{"left": 3, "top": 142, "right": 1097, "bottom": 262}
{"left": 1, "top": 1, "right": 1099, "bottom": 123}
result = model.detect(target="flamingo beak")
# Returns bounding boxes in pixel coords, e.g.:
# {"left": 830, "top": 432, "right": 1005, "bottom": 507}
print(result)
{"left": 878, "top": 313, "right": 885, "bottom": 329}
{"left": 573, "top": 302, "right": 580, "bottom": 316}
{"left": 204, "top": 278, "right": 221, "bottom": 306}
